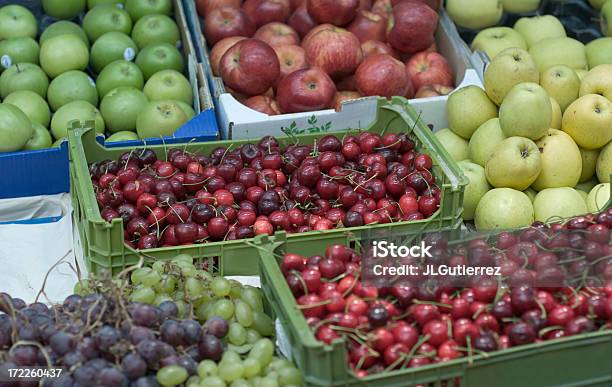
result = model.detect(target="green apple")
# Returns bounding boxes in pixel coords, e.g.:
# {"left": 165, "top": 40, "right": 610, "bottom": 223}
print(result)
{"left": 596, "top": 141, "right": 612, "bottom": 183}
{"left": 529, "top": 37, "right": 587, "bottom": 72}
{"left": 589, "top": 0, "right": 608, "bottom": 10}
{"left": 125, "top": 0, "right": 172, "bottom": 21}
{"left": 135, "top": 42, "right": 184, "bottom": 80}
{"left": 468, "top": 118, "right": 506, "bottom": 167}
{"left": 175, "top": 100, "right": 195, "bottom": 119}
{"left": 501, "top": 0, "right": 540, "bottom": 13}
{"left": 82, "top": 4, "right": 133, "bottom": 42}
{"left": 96, "top": 59, "right": 144, "bottom": 98}
{"left": 40, "top": 21, "right": 90, "bottom": 48}
{"left": 575, "top": 69, "right": 588, "bottom": 80}
{"left": 136, "top": 100, "right": 188, "bottom": 138}
{"left": 88, "top": 0, "right": 125, "bottom": 9}
{"left": 484, "top": 47, "right": 539, "bottom": 105}
{"left": 514, "top": 15, "right": 566, "bottom": 48}
{"left": 475, "top": 188, "right": 534, "bottom": 230}
{"left": 471, "top": 27, "right": 527, "bottom": 60}
{"left": 0, "top": 38, "right": 40, "bottom": 70}
{"left": 499, "top": 82, "right": 551, "bottom": 140}
{"left": 585, "top": 38, "right": 612, "bottom": 67}
{"left": 485, "top": 136, "right": 542, "bottom": 190}
{"left": 533, "top": 187, "right": 588, "bottom": 222}
{"left": 0, "top": 5, "right": 37, "bottom": 40}
{"left": 131, "top": 14, "right": 180, "bottom": 49}
{"left": 447, "top": 86, "right": 498, "bottom": 140}
{"left": 4, "top": 90, "right": 50, "bottom": 127}
{"left": 47, "top": 70, "right": 98, "bottom": 111}
{"left": 143, "top": 69, "right": 193, "bottom": 105}
{"left": 579, "top": 64, "right": 612, "bottom": 101}
{"left": 106, "top": 130, "right": 139, "bottom": 142}
{"left": 0, "top": 63, "right": 49, "bottom": 99}
{"left": 446, "top": 0, "right": 503, "bottom": 30}
{"left": 0, "top": 103, "right": 33, "bottom": 152}
{"left": 24, "top": 122, "right": 53, "bottom": 150}
{"left": 100, "top": 87, "right": 148, "bottom": 132}
{"left": 587, "top": 183, "right": 611, "bottom": 212}
{"left": 550, "top": 97, "right": 562, "bottom": 129}
{"left": 50, "top": 100, "right": 105, "bottom": 140}
{"left": 523, "top": 187, "right": 537, "bottom": 202}
{"left": 434, "top": 128, "right": 469, "bottom": 161}
{"left": 40, "top": 34, "right": 89, "bottom": 78}
{"left": 531, "top": 129, "right": 582, "bottom": 190}
{"left": 576, "top": 178, "right": 599, "bottom": 193}
{"left": 458, "top": 160, "right": 490, "bottom": 220}
{"left": 602, "top": 0, "right": 612, "bottom": 36}
{"left": 579, "top": 147, "right": 600, "bottom": 183}
{"left": 42, "top": 0, "right": 87, "bottom": 19}
{"left": 577, "top": 189, "right": 588, "bottom": 203}
{"left": 562, "top": 94, "right": 612, "bottom": 150}
{"left": 90, "top": 32, "right": 138, "bottom": 74}
{"left": 540, "top": 65, "right": 580, "bottom": 112}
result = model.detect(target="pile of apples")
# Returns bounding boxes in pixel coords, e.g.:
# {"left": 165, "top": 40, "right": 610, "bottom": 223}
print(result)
{"left": 432, "top": 18, "right": 611, "bottom": 231}
{"left": 0, "top": 0, "right": 194, "bottom": 154}
{"left": 281, "top": 211, "right": 611, "bottom": 377}
{"left": 197, "top": 0, "right": 455, "bottom": 115}
{"left": 89, "top": 132, "right": 441, "bottom": 249}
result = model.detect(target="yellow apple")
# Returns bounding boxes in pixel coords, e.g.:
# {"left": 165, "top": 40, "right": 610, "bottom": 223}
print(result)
{"left": 447, "top": 85, "right": 498, "bottom": 140}
{"left": 575, "top": 69, "right": 588, "bottom": 80}
{"left": 529, "top": 37, "right": 588, "bottom": 72}
{"left": 577, "top": 189, "right": 588, "bottom": 203}
{"left": 458, "top": 160, "right": 491, "bottom": 220}
{"left": 602, "top": 0, "right": 612, "bottom": 36}
{"left": 586, "top": 38, "right": 612, "bottom": 67}
{"left": 533, "top": 187, "right": 588, "bottom": 222}
{"left": 471, "top": 27, "right": 527, "bottom": 60}
{"left": 501, "top": 0, "right": 540, "bottom": 13}
{"left": 468, "top": 118, "right": 506, "bottom": 167}
{"left": 579, "top": 64, "right": 612, "bottom": 101}
{"left": 446, "top": 0, "right": 503, "bottom": 30}
{"left": 587, "top": 183, "right": 611, "bottom": 212}
{"left": 484, "top": 47, "right": 539, "bottom": 105}
{"left": 540, "top": 65, "right": 580, "bottom": 112}
{"left": 475, "top": 188, "right": 534, "bottom": 230}
{"left": 435, "top": 128, "right": 469, "bottom": 161}
{"left": 514, "top": 15, "right": 566, "bottom": 48}
{"left": 550, "top": 97, "right": 562, "bottom": 129}
{"left": 485, "top": 136, "right": 542, "bottom": 190}
{"left": 562, "top": 94, "right": 612, "bottom": 150}
{"left": 597, "top": 140, "right": 612, "bottom": 182}
{"left": 499, "top": 82, "right": 551, "bottom": 140}
{"left": 579, "top": 147, "right": 600, "bottom": 183}
{"left": 532, "top": 129, "right": 582, "bottom": 190}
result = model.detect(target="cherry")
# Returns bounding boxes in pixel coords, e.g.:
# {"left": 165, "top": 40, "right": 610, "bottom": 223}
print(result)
{"left": 412, "top": 304, "right": 440, "bottom": 326}
{"left": 370, "top": 327, "right": 394, "bottom": 352}
{"left": 453, "top": 318, "right": 480, "bottom": 346}
{"left": 508, "top": 322, "right": 536, "bottom": 345}
{"left": 175, "top": 222, "right": 199, "bottom": 244}
{"left": 117, "top": 203, "right": 137, "bottom": 222}
{"left": 126, "top": 217, "right": 149, "bottom": 238}
{"left": 253, "top": 219, "right": 274, "bottom": 235}
{"left": 414, "top": 154, "right": 432, "bottom": 170}
{"left": 423, "top": 319, "right": 448, "bottom": 346}
{"left": 208, "top": 217, "right": 229, "bottom": 240}
{"left": 496, "top": 231, "right": 518, "bottom": 249}
{"left": 475, "top": 313, "right": 500, "bottom": 333}
{"left": 346, "top": 297, "right": 368, "bottom": 316}
{"left": 138, "top": 234, "right": 159, "bottom": 249}
{"left": 383, "top": 343, "right": 409, "bottom": 366}
{"left": 349, "top": 344, "right": 377, "bottom": 369}
{"left": 316, "top": 179, "right": 339, "bottom": 200}
{"left": 473, "top": 332, "right": 498, "bottom": 352}
{"left": 298, "top": 294, "right": 325, "bottom": 319}
{"left": 360, "top": 135, "right": 381, "bottom": 154}
{"left": 297, "top": 165, "right": 322, "bottom": 187}
{"left": 549, "top": 305, "right": 575, "bottom": 326}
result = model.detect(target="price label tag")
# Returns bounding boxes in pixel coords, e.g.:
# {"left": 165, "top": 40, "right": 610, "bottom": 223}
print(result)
{"left": 1, "top": 55, "right": 12, "bottom": 69}
{"left": 123, "top": 47, "right": 136, "bottom": 61}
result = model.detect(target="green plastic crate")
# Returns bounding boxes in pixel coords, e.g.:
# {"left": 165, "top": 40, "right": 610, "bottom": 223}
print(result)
{"left": 68, "top": 97, "right": 467, "bottom": 276}
{"left": 256, "top": 233, "right": 612, "bottom": 387}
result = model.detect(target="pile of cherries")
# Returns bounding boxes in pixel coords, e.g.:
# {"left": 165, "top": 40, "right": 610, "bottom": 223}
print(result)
{"left": 89, "top": 132, "right": 441, "bottom": 249}
{"left": 280, "top": 210, "right": 612, "bottom": 377}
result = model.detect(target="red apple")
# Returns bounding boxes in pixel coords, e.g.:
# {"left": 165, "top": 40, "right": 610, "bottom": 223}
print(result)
{"left": 406, "top": 51, "right": 453, "bottom": 91}
{"left": 355, "top": 53, "right": 410, "bottom": 98}
{"left": 288, "top": 3, "right": 316, "bottom": 38}
{"left": 273, "top": 44, "right": 308, "bottom": 81}
{"left": 333, "top": 90, "right": 361, "bottom": 111}
{"left": 387, "top": 1, "right": 438, "bottom": 54}
{"left": 254, "top": 22, "right": 300, "bottom": 46}
{"left": 210, "top": 36, "right": 247, "bottom": 76}
{"left": 219, "top": 39, "right": 281, "bottom": 96}
{"left": 204, "top": 7, "right": 256, "bottom": 46}
{"left": 276, "top": 67, "right": 336, "bottom": 113}
{"left": 197, "top": 0, "right": 242, "bottom": 16}
{"left": 228, "top": 86, "right": 274, "bottom": 102}
{"left": 244, "top": 95, "right": 282, "bottom": 114}
{"left": 414, "top": 84, "right": 452, "bottom": 98}
{"left": 307, "top": 0, "right": 359, "bottom": 26}
{"left": 348, "top": 10, "right": 387, "bottom": 43}
{"left": 336, "top": 74, "right": 357, "bottom": 91}
{"left": 371, "top": 0, "right": 393, "bottom": 19}
{"left": 302, "top": 24, "right": 363, "bottom": 77}
{"left": 242, "top": 0, "right": 292, "bottom": 27}
{"left": 361, "top": 40, "right": 399, "bottom": 58}
{"left": 358, "top": 0, "right": 372, "bottom": 11}
{"left": 290, "top": 0, "right": 305, "bottom": 9}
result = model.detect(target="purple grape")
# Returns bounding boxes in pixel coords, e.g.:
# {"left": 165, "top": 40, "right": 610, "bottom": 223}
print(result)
{"left": 73, "top": 365, "right": 97, "bottom": 385}
{"left": 130, "top": 304, "right": 162, "bottom": 328}
{"left": 160, "top": 320, "right": 185, "bottom": 347}
{"left": 129, "top": 326, "right": 156, "bottom": 345}
{"left": 132, "top": 376, "right": 161, "bottom": 387}
{"left": 49, "top": 332, "right": 76, "bottom": 355}
{"left": 63, "top": 351, "right": 86, "bottom": 367}
{"left": 11, "top": 345, "right": 38, "bottom": 366}
{"left": 180, "top": 320, "right": 202, "bottom": 345}
{"left": 63, "top": 294, "right": 82, "bottom": 312}
{"left": 95, "top": 325, "right": 120, "bottom": 352}
{"left": 205, "top": 317, "right": 228, "bottom": 339}
{"left": 121, "top": 353, "right": 147, "bottom": 380}
{"left": 159, "top": 301, "right": 178, "bottom": 318}
{"left": 98, "top": 367, "right": 127, "bottom": 387}
{"left": 199, "top": 334, "right": 223, "bottom": 361}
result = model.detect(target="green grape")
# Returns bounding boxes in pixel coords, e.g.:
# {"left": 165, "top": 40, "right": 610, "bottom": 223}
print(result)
{"left": 229, "top": 280, "right": 242, "bottom": 298}
{"left": 246, "top": 329, "right": 262, "bottom": 344}
{"left": 74, "top": 279, "right": 92, "bottom": 295}
{"left": 219, "top": 361, "right": 245, "bottom": 383}
{"left": 257, "top": 377, "right": 279, "bottom": 387}
{"left": 264, "top": 371, "right": 278, "bottom": 381}
{"left": 197, "top": 269, "right": 213, "bottom": 282}
{"left": 197, "top": 360, "right": 218, "bottom": 378}
{"left": 154, "top": 294, "right": 173, "bottom": 306}
{"left": 228, "top": 322, "right": 247, "bottom": 346}
{"left": 230, "top": 379, "right": 252, "bottom": 387}
{"left": 251, "top": 311, "right": 274, "bottom": 337}
{"left": 200, "top": 376, "right": 227, "bottom": 387}
{"left": 141, "top": 269, "right": 162, "bottom": 287}
{"left": 212, "top": 299, "right": 235, "bottom": 320}
{"left": 196, "top": 302, "right": 213, "bottom": 322}
{"left": 221, "top": 350, "right": 241, "bottom": 364}
{"left": 156, "top": 365, "right": 188, "bottom": 386}
{"left": 186, "top": 375, "right": 201, "bottom": 387}
{"left": 242, "top": 358, "right": 261, "bottom": 379}
{"left": 173, "top": 253, "right": 194, "bottom": 265}
{"left": 130, "top": 286, "right": 156, "bottom": 304}
{"left": 211, "top": 277, "right": 231, "bottom": 297}
{"left": 234, "top": 300, "right": 254, "bottom": 328}
{"left": 265, "top": 358, "right": 291, "bottom": 374}
{"left": 152, "top": 260, "right": 166, "bottom": 273}
{"left": 250, "top": 377, "right": 262, "bottom": 386}
{"left": 175, "top": 300, "right": 188, "bottom": 318}
{"left": 131, "top": 268, "right": 150, "bottom": 285}
{"left": 278, "top": 367, "right": 303, "bottom": 385}
{"left": 240, "top": 287, "right": 263, "bottom": 312}
{"left": 185, "top": 277, "right": 206, "bottom": 300}
{"left": 157, "top": 275, "right": 177, "bottom": 294}
{"left": 249, "top": 339, "right": 274, "bottom": 367}
{"left": 193, "top": 293, "right": 213, "bottom": 308}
